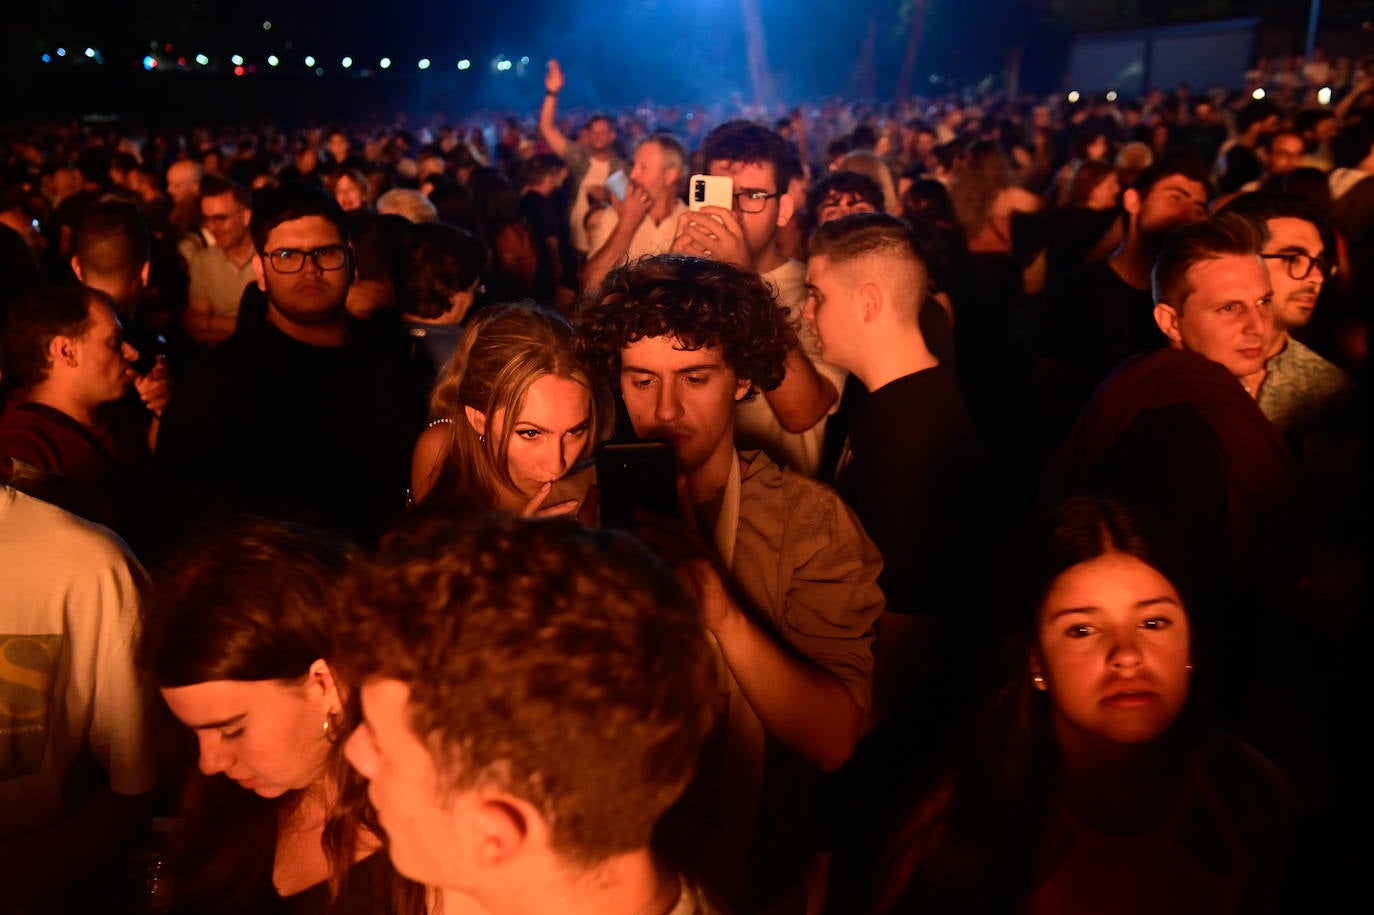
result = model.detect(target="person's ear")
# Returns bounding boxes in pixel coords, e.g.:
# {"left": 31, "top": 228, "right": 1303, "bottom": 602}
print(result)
{"left": 307, "top": 658, "right": 342, "bottom": 717}
{"left": 1122, "top": 187, "right": 1142, "bottom": 218}
{"left": 1154, "top": 302, "right": 1183, "bottom": 346}
{"left": 253, "top": 252, "right": 268, "bottom": 292}
{"left": 858, "top": 281, "right": 882, "bottom": 323}
{"left": 474, "top": 794, "right": 531, "bottom": 867}
{"left": 464, "top": 406, "right": 488, "bottom": 438}
{"left": 70, "top": 256, "right": 85, "bottom": 283}
{"left": 776, "top": 190, "right": 795, "bottom": 228}
{"left": 49, "top": 334, "right": 78, "bottom": 368}
{"left": 139, "top": 261, "right": 151, "bottom": 288}
{"left": 733, "top": 376, "right": 751, "bottom": 402}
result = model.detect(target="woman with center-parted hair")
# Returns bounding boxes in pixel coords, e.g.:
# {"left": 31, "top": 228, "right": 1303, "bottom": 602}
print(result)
{"left": 408, "top": 300, "right": 610, "bottom": 519}
{"left": 140, "top": 518, "right": 432, "bottom": 915}
{"left": 827, "top": 497, "right": 1292, "bottom": 915}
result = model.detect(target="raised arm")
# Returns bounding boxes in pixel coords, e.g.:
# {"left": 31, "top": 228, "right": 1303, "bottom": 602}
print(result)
{"left": 764, "top": 344, "right": 839, "bottom": 433}
{"left": 538, "top": 59, "right": 570, "bottom": 157}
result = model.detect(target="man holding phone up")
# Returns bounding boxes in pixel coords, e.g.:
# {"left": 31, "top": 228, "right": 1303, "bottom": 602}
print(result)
{"left": 582, "top": 133, "right": 691, "bottom": 292}
{"left": 671, "top": 120, "right": 841, "bottom": 478}
{"left": 578, "top": 254, "right": 883, "bottom": 914}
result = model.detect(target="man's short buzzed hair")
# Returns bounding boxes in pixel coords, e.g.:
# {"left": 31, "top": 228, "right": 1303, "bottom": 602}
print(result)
{"left": 805, "top": 171, "right": 884, "bottom": 220}
{"left": 1217, "top": 190, "right": 1336, "bottom": 254}
{"left": 249, "top": 181, "right": 348, "bottom": 253}
{"left": 577, "top": 254, "right": 790, "bottom": 400}
{"left": 334, "top": 514, "right": 715, "bottom": 867}
{"left": 1131, "top": 149, "right": 1212, "bottom": 200}
{"left": 1, "top": 285, "right": 104, "bottom": 389}
{"left": 1151, "top": 212, "right": 1263, "bottom": 310}
{"left": 75, "top": 200, "right": 151, "bottom": 283}
{"left": 199, "top": 174, "right": 252, "bottom": 209}
{"left": 807, "top": 212, "right": 929, "bottom": 319}
{"left": 700, "top": 119, "right": 796, "bottom": 189}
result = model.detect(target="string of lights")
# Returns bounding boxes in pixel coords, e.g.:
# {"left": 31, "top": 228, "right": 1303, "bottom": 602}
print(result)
{"left": 35, "top": 19, "right": 529, "bottom": 77}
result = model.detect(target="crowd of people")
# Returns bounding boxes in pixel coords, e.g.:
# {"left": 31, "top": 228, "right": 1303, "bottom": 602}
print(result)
{"left": 1, "top": 48, "right": 1369, "bottom": 915}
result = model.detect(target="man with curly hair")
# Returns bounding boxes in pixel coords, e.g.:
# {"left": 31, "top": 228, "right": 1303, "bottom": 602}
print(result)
{"left": 578, "top": 253, "right": 884, "bottom": 912}
{"left": 336, "top": 514, "right": 720, "bottom": 915}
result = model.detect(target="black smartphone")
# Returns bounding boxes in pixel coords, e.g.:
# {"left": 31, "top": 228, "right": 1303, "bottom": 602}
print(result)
{"left": 594, "top": 440, "right": 678, "bottom": 530}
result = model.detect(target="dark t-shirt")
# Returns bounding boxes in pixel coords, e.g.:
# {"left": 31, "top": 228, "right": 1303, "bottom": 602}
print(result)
{"left": 156, "top": 318, "right": 427, "bottom": 544}
{"left": 834, "top": 367, "right": 982, "bottom": 619}
{"left": 1035, "top": 259, "right": 1160, "bottom": 447}
{"left": 0, "top": 400, "right": 156, "bottom": 549}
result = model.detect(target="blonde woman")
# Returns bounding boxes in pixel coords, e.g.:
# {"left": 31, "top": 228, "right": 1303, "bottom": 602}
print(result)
{"left": 409, "top": 301, "right": 608, "bottom": 516}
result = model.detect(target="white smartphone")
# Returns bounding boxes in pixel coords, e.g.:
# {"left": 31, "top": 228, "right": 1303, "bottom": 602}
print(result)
{"left": 605, "top": 170, "right": 629, "bottom": 202}
{"left": 689, "top": 174, "right": 733, "bottom": 211}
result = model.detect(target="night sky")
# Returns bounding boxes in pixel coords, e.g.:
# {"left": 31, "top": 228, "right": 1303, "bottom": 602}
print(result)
{"left": 4, "top": 1, "right": 1371, "bottom": 122}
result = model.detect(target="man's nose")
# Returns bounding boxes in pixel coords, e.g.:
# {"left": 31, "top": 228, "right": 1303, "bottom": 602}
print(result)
{"left": 655, "top": 383, "right": 682, "bottom": 422}
{"left": 122, "top": 342, "right": 140, "bottom": 364}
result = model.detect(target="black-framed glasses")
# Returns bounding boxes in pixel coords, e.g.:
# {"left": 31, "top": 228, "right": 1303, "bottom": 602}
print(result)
{"left": 265, "top": 245, "right": 350, "bottom": 274}
{"left": 1260, "top": 252, "right": 1335, "bottom": 281}
{"left": 733, "top": 190, "right": 783, "bottom": 214}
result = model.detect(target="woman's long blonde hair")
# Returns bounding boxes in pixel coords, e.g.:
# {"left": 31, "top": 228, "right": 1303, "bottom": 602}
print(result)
{"left": 428, "top": 301, "right": 608, "bottom": 511}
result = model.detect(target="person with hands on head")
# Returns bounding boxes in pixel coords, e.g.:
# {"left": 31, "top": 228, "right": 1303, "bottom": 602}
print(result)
{"left": 409, "top": 300, "right": 610, "bottom": 520}
{"left": 581, "top": 132, "right": 689, "bottom": 292}
{"left": 538, "top": 59, "right": 626, "bottom": 258}
{"left": 672, "top": 120, "right": 841, "bottom": 477}
{"left": 578, "top": 253, "right": 883, "bottom": 913}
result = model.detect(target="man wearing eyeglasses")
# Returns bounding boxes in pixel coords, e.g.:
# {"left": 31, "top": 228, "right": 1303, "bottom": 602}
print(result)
{"left": 1220, "top": 192, "right": 1357, "bottom": 442}
{"left": 672, "top": 120, "right": 841, "bottom": 477}
{"left": 157, "top": 182, "right": 426, "bottom": 545}
{"left": 184, "top": 175, "right": 255, "bottom": 345}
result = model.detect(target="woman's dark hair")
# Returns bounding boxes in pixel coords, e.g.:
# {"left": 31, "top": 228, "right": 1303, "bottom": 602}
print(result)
{"left": 1058, "top": 158, "right": 1117, "bottom": 209}
{"left": 143, "top": 519, "right": 426, "bottom": 915}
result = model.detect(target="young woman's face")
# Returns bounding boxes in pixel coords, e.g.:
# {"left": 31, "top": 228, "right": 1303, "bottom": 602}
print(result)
{"left": 1035, "top": 553, "right": 1191, "bottom": 753}
{"left": 333, "top": 175, "right": 365, "bottom": 212}
{"left": 492, "top": 374, "right": 592, "bottom": 501}
{"left": 1085, "top": 173, "right": 1121, "bottom": 211}
{"left": 161, "top": 667, "right": 338, "bottom": 798}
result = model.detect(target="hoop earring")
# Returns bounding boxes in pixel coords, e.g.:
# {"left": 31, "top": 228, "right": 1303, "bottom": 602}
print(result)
{"left": 1031, "top": 671, "right": 1048, "bottom": 691}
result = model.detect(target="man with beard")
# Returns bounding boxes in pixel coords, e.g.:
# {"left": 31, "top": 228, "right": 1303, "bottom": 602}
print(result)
{"left": 1219, "top": 194, "right": 1357, "bottom": 435}
{"left": 156, "top": 182, "right": 425, "bottom": 545}
{"left": 1036, "top": 151, "right": 1211, "bottom": 437}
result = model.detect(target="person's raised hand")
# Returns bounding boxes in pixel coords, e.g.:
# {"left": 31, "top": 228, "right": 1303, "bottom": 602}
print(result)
{"left": 133, "top": 355, "right": 171, "bottom": 417}
{"left": 613, "top": 178, "right": 654, "bottom": 223}
{"left": 671, "top": 206, "right": 751, "bottom": 270}
{"left": 522, "top": 481, "right": 580, "bottom": 518}
{"left": 632, "top": 477, "right": 737, "bottom": 633}
{"left": 545, "top": 59, "right": 565, "bottom": 95}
